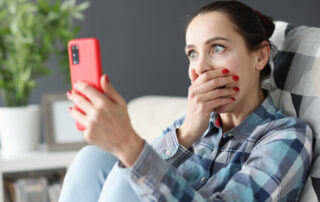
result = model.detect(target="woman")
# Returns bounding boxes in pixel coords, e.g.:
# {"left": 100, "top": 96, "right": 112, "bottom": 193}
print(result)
{"left": 59, "top": 1, "right": 313, "bottom": 201}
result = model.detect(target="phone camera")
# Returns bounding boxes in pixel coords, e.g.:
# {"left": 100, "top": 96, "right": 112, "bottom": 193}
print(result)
{"left": 71, "top": 45, "right": 79, "bottom": 64}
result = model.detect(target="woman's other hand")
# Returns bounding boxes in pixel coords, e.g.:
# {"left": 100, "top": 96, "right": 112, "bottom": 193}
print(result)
{"left": 178, "top": 68, "right": 238, "bottom": 148}
{"left": 67, "top": 75, "right": 144, "bottom": 167}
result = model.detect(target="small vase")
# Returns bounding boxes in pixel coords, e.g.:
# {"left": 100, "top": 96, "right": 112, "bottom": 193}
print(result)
{"left": 0, "top": 105, "right": 40, "bottom": 159}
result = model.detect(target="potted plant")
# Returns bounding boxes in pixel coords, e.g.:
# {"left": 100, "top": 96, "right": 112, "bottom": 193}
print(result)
{"left": 0, "top": 0, "right": 89, "bottom": 158}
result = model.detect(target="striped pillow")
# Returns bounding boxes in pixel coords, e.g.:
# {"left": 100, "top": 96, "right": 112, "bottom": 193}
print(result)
{"left": 263, "top": 21, "right": 320, "bottom": 202}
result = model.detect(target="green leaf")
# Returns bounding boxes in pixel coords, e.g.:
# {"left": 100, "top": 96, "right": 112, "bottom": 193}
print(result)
{"left": 0, "top": 0, "right": 90, "bottom": 106}
{"left": 0, "top": 28, "right": 10, "bottom": 35}
{"left": 72, "top": 11, "right": 84, "bottom": 20}
{"left": 37, "top": 0, "right": 50, "bottom": 12}
{"left": 9, "top": 18, "right": 19, "bottom": 34}
{"left": 76, "top": 1, "right": 90, "bottom": 12}
{"left": 61, "top": 0, "right": 76, "bottom": 11}
{"left": 52, "top": 0, "right": 62, "bottom": 12}
{"left": 0, "top": 9, "right": 7, "bottom": 19}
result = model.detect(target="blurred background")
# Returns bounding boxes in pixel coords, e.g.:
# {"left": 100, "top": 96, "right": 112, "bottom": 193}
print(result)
{"left": 8, "top": 0, "right": 320, "bottom": 106}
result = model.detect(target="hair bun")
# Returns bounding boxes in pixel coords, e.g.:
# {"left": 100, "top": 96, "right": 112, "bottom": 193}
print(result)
{"left": 254, "top": 10, "right": 275, "bottom": 38}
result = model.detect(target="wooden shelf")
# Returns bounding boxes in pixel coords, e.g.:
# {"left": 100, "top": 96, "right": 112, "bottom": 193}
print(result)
{"left": 1, "top": 150, "right": 78, "bottom": 173}
{"left": 0, "top": 145, "right": 80, "bottom": 202}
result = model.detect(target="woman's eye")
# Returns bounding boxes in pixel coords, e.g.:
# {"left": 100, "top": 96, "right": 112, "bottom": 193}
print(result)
{"left": 188, "top": 51, "right": 197, "bottom": 59}
{"left": 213, "top": 45, "right": 225, "bottom": 54}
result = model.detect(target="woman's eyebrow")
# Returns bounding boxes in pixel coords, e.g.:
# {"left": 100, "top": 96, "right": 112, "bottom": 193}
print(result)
{"left": 185, "top": 36, "right": 229, "bottom": 50}
{"left": 205, "top": 36, "right": 229, "bottom": 44}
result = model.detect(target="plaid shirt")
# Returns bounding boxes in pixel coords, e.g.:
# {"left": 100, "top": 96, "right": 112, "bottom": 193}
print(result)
{"left": 118, "top": 95, "right": 313, "bottom": 202}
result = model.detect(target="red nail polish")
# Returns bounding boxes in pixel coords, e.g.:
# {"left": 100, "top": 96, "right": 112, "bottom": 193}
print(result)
{"left": 66, "top": 91, "right": 72, "bottom": 97}
{"left": 230, "top": 97, "right": 236, "bottom": 101}
{"left": 222, "top": 69, "right": 229, "bottom": 74}
{"left": 233, "top": 87, "right": 240, "bottom": 92}
{"left": 68, "top": 107, "right": 72, "bottom": 112}
{"left": 105, "top": 75, "right": 110, "bottom": 83}
{"left": 232, "top": 76, "right": 239, "bottom": 81}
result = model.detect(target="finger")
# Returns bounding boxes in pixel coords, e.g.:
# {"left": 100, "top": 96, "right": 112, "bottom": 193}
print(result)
{"left": 67, "top": 91, "right": 94, "bottom": 114}
{"left": 207, "top": 97, "right": 236, "bottom": 111}
{"left": 73, "top": 81, "right": 106, "bottom": 105}
{"left": 192, "top": 75, "right": 237, "bottom": 95}
{"left": 194, "top": 68, "right": 230, "bottom": 86}
{"left": 100, "top": 74, "right": 126, "bottom": 106}
{"left": 69, "top": 107, "right": 89, "bottom": 128}
{"left": 198, "top": 87, "right": 238, "bottom": 102}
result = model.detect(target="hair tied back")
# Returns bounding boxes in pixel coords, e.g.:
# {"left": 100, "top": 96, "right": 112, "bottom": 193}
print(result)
{"left": 253, "top": 10, "right": 270, "bottom": 37}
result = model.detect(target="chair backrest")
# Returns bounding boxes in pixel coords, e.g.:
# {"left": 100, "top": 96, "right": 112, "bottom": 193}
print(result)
{"left": 265, "top": 21, "right": 320, "bottom": 202}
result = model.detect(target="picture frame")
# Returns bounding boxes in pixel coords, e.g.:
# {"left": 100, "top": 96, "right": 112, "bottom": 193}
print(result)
{"left": 42, "top": 93, "right": 87, "bottom": 151}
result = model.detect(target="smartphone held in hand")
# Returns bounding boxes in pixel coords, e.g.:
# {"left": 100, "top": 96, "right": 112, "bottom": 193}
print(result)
{"left": 68, "top": 38, "right": 103, "bottom": 131}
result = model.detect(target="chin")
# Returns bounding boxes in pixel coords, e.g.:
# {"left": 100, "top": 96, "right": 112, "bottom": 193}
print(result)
{"left": 213, "top": 102, "right": 234, "bottom": 114}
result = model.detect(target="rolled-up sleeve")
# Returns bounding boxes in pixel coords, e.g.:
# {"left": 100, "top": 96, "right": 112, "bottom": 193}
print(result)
{"left": 151, "top": 115, "right": 193, "bottom": 168}
{"left": 116, "top": 142, "right": 209, "bottom": 201}
{"left": 151, "top": 128, "right": 193, "bottom": 168}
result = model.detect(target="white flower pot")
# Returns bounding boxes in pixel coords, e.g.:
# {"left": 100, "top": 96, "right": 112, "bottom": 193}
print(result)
{"left": 0, "top": 105, "right": 40, "bottom": 159}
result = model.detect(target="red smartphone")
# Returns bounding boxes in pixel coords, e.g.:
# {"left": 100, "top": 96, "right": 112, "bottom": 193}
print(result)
{"left": 68, "top": 38, "right": 103, "bottom": 131}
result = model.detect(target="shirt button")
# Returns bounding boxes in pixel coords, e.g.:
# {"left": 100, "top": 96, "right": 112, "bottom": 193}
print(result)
{"left": 201, "top": 177, "right": 206, "bottom": 182}
{"left": 138, "top": 176, "right": 145, "bottom": 184}
{"left": 165, "top": 149, "right": 171, "bottom": 155}
{"left": 212, "top": 151, "right": 217, "bottom": 158}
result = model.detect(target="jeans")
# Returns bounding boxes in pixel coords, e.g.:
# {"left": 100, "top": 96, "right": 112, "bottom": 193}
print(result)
{"left": 59, "top": 145, "right": 141, "bottom": 202}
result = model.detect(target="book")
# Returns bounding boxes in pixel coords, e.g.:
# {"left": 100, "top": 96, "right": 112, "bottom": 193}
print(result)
{"left": 14, "top": 177, "right": 49, "bottom": 202}
{"left": 47, "top": 183, "right": 62, "bottom": 202}
{"left": 4, "top": 180, "right": 15, "bottom": 202}
{"left": 3, "top": 168, "right": 66, "bottom": 202}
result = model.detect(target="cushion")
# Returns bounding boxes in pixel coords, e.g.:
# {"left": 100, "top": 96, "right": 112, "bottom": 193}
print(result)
{"left": 128, "top": 95, "right": 187, "bottom": 143}
{"left": 264, "top": 21, "right": 320, "bottom": 202}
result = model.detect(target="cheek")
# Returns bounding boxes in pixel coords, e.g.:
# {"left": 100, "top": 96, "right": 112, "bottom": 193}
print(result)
{"left": 224, "top": 60, "right": 240, "bottom": 75}
{"left": 226, "top": 55, "right": 258, "bottom": 92}
{"left": 222, "top": 52, "right": 253, "bottom": 76}
{"left": 188, "top": 66, "right": 192, "bottom": 79}
{"left": 208, "top": 52, "right": 237, "bottom": 72}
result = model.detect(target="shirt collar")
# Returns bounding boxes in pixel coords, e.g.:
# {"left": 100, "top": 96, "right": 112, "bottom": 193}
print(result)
{"left": 207, "top": 95, "right": 278, "bottom": 142}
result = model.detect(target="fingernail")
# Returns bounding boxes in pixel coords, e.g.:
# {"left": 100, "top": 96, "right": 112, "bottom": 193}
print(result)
{"left": 232, "top": 75, "right": 239, "bottom": 81}
{"left": 66, "top": 91, "right": 72, "bottom": 97}
{"left": 222, "top": 69, "right": 229, "bottom": 74}
{"left": 233, "top": 87, "right": 240, "bottom": 92}
{"left": 68, "top": 107, "right": 72, "bottom": 112}
{"left": 230, "top": 97, "right": 236, "bottom": 101}
{"left": 105, "top": 75, "right": 110, "bottom": 83}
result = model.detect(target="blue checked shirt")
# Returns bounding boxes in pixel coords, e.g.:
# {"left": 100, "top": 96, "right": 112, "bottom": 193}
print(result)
{"left": 118, "top": 95, "right": 313, "bottom": 201}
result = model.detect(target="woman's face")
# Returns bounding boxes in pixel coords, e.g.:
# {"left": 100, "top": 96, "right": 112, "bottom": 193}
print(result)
{"left": 185, "top": 11, "right": 262, "bottom": 113}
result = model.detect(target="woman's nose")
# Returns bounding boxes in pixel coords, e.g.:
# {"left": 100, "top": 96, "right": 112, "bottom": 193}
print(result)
{"left": 195, "top": 55, "right": 213, "bottom": 75}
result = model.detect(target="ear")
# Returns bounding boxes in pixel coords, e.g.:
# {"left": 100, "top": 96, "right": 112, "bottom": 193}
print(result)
{"left": 255, "top": 41, "right": 270, "bottom": 71}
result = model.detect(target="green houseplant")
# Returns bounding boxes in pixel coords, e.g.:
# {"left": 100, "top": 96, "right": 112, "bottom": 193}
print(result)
{"left": 0, "top": 0, "right": 90, "bottom": 107}
{"left": 0, "top": 0, "right": 90, "bottom": 158}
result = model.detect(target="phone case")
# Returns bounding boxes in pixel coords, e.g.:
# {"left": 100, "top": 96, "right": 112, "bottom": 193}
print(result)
{"left": 68, "top": 38, "right": 103, "bottom": 131}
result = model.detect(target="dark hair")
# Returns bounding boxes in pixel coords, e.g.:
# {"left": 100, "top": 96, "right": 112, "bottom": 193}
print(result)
{"left": 186, "top": 1, "right": 275, "bottom": 81}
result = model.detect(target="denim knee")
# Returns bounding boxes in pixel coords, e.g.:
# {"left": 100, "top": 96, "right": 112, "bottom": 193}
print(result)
{"left": 70, "top": 145, "right": 118, "bottom": 177}
{"left": 59, "top": 145, "right": 118, "bottom": 202}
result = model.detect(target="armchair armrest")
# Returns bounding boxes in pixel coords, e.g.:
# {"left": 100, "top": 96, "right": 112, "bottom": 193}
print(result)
{"left": 128, "top": 95, "right": 187, "bottom": 143}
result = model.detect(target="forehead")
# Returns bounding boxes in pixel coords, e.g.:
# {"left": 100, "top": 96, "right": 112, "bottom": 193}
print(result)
{"left": 185, "top": 12, "right": 239, "bottom": 44}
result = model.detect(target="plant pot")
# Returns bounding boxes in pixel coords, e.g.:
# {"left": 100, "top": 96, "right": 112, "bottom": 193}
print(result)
{"left": 0, "top": 105, "right": 40, "bottom": 159}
